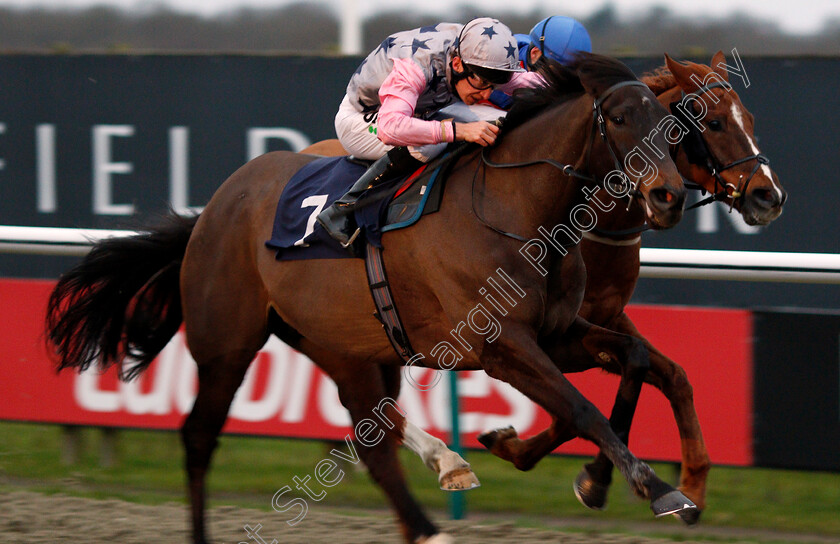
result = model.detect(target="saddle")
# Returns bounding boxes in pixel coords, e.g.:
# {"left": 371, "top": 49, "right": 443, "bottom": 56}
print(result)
{"left": 265, "top": 143, "right": 472, "bottom": 261}
{"left": 265, "top": 143, "right": 475, "bottom": 361}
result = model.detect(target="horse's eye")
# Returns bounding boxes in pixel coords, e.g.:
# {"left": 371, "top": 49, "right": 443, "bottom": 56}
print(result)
{"left": 611, "top": 115, "right": 625, "bottom": 125}
{"left": 708, "top": 119, "right": 723, "bottom": 131}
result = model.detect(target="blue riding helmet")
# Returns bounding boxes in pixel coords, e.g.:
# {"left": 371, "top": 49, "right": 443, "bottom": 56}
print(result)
{"left": 514, "top": 33, "right": 531, "bottom": 66}
{"left": 490, "top": 16, "right": 591, "bottom": 109}
{"left": 524, "top": 16, "right": 592, "bottom": 66}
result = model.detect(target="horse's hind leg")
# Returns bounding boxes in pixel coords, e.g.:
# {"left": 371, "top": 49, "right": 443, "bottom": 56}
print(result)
{"left": 179, "top": 244, "right": 270, "bottom": 542}
{"left": 181, "top": 351, "right": 255, "bottom": 544}
{"left": 379, "top": 365, "right": 479, "bottom": 492}
{"left": 327, "top": 362, "right": 444, "bottom": 544}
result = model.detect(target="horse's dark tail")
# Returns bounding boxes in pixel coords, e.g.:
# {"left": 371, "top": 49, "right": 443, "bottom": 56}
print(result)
{"left": 46, "top": 213, "right": 199, "bottom": 381}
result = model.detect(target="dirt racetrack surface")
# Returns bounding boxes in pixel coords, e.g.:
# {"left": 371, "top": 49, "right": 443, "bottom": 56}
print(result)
{"left": 3, "top": 490, "right": 837, "bottom": 544}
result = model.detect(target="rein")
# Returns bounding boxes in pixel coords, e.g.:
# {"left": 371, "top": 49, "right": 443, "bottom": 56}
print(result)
{"left": 476, "top": 79, "right": 649, "bottom": 243}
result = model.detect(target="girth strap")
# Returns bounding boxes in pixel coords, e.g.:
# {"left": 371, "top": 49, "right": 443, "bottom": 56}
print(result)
{"left": 364, "top": 243, "right": 416, "bottom": 362}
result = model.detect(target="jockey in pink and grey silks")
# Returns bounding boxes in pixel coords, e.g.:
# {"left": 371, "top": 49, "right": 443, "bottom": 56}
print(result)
{"left": 320, "top": 18, "right": 541, "bottom": 247}
{"left": 336, "top": 20, "right": 541, "bottom": 161}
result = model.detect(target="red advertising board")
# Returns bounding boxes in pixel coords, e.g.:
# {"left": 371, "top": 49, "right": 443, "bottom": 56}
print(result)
{"left": 0, "top": 278, "right": 753, "bottom": 465}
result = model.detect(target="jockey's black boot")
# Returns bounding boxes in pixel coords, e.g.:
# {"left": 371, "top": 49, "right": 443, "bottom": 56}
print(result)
{"left": 317, "top": 146, "right": 421, "bottom": 247}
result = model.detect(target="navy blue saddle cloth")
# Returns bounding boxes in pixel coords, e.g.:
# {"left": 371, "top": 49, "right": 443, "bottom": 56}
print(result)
{"left": 265, "top": 149, "right": 458, "bottom": 261}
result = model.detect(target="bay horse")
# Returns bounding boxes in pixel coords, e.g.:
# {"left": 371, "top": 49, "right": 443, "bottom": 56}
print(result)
{"left": 303, "top": 51, "right": 787, "bottom": 522}
{"left": 46, "top": 54, "right": 690, "bottom": 544}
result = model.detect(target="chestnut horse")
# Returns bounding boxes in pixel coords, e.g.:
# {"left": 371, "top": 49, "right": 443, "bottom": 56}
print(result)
{"left": 478, "top": 51, "right": 786, "bottom": 518}
{"left": 303, "top": 51, "right": 787, "bottom": 521}
{"left": 46, "top": 55, "right": 690, "bottom": 544}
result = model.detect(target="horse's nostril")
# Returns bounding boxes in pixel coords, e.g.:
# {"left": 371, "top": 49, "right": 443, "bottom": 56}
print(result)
{"left": 649, "top": 188, "right": 684, "bottom": 209}
{"left": 755, "top": 189, "right": 773, "bottom": 202}
{"left": 751, "top": 188, "right": 783, "bottom": 208}
{"left": 650, "top": 189, "right": 666, "bottom": 204}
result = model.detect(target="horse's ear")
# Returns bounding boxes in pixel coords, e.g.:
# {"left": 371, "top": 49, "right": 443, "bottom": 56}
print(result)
{"left": 578, "top": 73, "right": 600, "bottom": 98}
{"left": 664, "top": 53, "right": 698, "bottom": 93}
{"left": 710, "top": 50, "right": 730, "bottom": 82}
{"left": 576, "top": 64, "right": 607, "bottom": 98}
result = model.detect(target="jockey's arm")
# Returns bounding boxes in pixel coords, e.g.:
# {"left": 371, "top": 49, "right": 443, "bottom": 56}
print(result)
{"left": 378, "top": 59, "right": 499, "bottom": 148}
{"left": 377, "top": 59, "right": 452, "bottom": 146}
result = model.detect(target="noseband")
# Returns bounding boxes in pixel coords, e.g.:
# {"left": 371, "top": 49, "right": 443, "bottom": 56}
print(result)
{"left": 672, "top": 81, "right": 770, "bottom": 211}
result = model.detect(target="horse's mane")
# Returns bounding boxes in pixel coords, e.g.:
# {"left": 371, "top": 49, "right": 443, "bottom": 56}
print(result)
{"left": 503, "top": 53, "right": 639, "bottom": 132}
{"left": 641, "top": 66, "right": 676, "bottom": 95}
{"left": 503, "top": 60, "right": 583, "bottom": 130}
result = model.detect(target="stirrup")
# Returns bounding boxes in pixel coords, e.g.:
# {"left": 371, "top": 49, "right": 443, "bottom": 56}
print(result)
{"left": 341, "top": 227, "right": 361, "bottom": 248}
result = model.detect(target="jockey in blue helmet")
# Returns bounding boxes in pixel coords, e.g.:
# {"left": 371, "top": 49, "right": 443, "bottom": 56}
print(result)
{"left": 519, "top": 15, "right": 592, "bottom": 69}
{"left": 490, "top": 16, "right": 592, "bottom": 109}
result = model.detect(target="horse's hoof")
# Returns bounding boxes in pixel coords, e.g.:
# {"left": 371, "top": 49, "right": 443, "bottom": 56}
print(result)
{"left": 439, "top": 465, "right": 480, "bottom": 491}
{"left": 416, "top": 532, "right": 455, "bottom": 543}
{"left": 574, "top": 466, "right": 609, "bottom": 510}
{"left": 476, "top": 425, "right": 516, "bottom": 449}
{"left": 650, "top": 489, "right": 697, "bottom": 519}
{"left": 675, "top": 504, "right": 702, "bottom": 525}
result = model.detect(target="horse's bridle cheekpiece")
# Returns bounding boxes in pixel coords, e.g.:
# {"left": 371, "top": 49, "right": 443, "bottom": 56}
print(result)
{"left": 480, "top": 79, "right": 652, "bottom": 242}
{"left": 672, "top": 81, "right": 771, "bottom": 212}
{"left": 591, "top": 80, "right": 650, "bottom": 205}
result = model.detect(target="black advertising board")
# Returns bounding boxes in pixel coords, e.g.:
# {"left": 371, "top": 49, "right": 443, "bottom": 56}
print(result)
{"left": 0, "top": 55, "right": 356, "bottom": 226}
{"left": 0, "top": 54, "right": 838, "bottom": 309}
{"left": 752, "top": 309, "right": 840, "bottom": 471}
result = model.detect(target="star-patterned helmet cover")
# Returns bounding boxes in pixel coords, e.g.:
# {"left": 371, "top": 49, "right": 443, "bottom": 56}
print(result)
{"left": 457, "top": 17, "right": 523, "bottom": 74}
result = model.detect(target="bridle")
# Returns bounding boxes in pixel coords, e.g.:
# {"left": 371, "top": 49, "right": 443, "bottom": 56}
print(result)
{"left": 671, "top": 81, "right": 770, "bottom": 213}
{"left": 481, "top": 79, "right": 649, "bottom": 183}
{"left": 477, "top": 79, "right": 651, "bottom": 243}
{"left": 590, "top": 80, "right": 650, "bottom": 203}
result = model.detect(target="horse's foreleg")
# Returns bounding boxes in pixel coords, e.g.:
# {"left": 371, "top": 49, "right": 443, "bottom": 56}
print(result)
{"left": 404, "top": 419, "right": 481, "bottom": 491}
{"left": 181, "top": 354, "right": 253, "bottom": 544}
{"left": 613, "top": 313, "right": 710, "bottom": 514}
{"left": 563, "top": 317, "right": 650, "bottom": 513}
{"left": 332, "top": 365, "right": 443, "bottom": 544}
{"left": 477, "top": 319, "right": 602, "bottom": 469}
{"left": 478, "top": 316, "right": 647, "bottom": 480}
{"left": 480, "top": 322, "right": 695, "bottom": 521}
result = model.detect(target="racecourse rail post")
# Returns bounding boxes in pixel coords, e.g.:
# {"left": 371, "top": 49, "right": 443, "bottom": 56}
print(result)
{"left": 447, "top": 370, "right": 465, "bottom": 519}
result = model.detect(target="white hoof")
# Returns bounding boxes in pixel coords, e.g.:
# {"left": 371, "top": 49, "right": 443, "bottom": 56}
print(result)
{"left": 438, "top": 451, "right": 480, "bottom": 491}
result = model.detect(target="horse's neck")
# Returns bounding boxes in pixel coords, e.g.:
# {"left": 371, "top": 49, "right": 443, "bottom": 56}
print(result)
{"left": 485, "top": 98, "right": 596, "bottom": 231}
